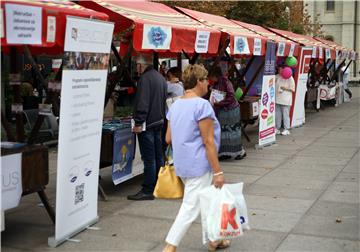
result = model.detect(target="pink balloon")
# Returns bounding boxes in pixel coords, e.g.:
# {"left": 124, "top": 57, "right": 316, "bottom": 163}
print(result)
{"left": 281, "top": 67, "right": 293, "bottom": 79}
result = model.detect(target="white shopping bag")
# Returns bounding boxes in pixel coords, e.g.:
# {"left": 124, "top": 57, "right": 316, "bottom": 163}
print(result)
{"left": 199, "top": 183, "right": 250, "bottom": 244}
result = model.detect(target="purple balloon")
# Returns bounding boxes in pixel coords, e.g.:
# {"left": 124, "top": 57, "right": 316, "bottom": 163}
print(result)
{"left": 281, "top": 67, "right": 293, "bottom": 79}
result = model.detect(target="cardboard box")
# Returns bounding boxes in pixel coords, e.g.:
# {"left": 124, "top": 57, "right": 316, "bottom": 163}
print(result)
{"left": 240, "top": 96, "right": 260, "bottom": 120}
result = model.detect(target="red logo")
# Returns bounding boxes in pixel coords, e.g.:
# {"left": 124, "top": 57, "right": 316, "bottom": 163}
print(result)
{"left": 269, "top": 102, "right": 275, "bottom": 113}
{"left": 221, "top": 204, "right": 239, "bottom": 230}
{"left": 261, "top": 109, "right": 268, "bottom": 119}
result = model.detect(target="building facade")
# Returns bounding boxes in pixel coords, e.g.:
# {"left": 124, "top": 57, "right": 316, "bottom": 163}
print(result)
{"left": 304, "top": 0, "right": 359, "bottom": 81}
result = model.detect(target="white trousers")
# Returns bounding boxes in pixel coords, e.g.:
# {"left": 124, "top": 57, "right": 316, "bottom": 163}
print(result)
{"left": 165, "top": 171, "right": 213, "bottom": 246}
{"left": 275, "top": 104, "right": 291, "bottom": 130}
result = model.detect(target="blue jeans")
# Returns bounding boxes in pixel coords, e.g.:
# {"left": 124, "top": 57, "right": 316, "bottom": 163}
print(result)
{"left": 137, "top": 127, "right": 164, "bottom": 194}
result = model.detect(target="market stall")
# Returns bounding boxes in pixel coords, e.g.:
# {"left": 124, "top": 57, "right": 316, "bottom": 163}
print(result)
{"left": 175, "top": 6, "right": 280, "bottom": 147}
{"left": 1, "top": 0, "right": 108, "bottom": 224}
{"left": 268, "top": 27, "right": 335, "bottom": 127}
{"left": 1, "top": 0, "right": 113, "bottom": 245}
{"left": 314, "top": 37, "right": 357, "bottom": 104}
{"left": 78, "top": 0, "right": 222, "bottom": 185}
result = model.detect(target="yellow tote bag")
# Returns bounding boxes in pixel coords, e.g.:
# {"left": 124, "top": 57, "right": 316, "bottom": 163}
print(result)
{"left": 154, "top": 149, "right": 184, "bottom": 198}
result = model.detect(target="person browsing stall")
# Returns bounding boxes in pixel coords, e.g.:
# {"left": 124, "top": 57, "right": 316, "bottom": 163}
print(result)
{"left": 127, "top": 56, "right": 167, "bottom": 201}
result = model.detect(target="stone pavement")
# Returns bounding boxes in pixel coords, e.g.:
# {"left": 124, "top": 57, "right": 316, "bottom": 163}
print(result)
{"left": 1, "top": 88, "right": 359, "bottom": 252}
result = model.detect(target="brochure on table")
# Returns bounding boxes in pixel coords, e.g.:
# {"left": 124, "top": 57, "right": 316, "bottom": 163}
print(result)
{"left": 49, "top": 16, "right": 114, "bottom": 247}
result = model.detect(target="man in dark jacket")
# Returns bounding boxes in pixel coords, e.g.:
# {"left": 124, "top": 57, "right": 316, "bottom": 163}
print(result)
{"left": 127, "top": 57, "right": 167, "bottom": 200}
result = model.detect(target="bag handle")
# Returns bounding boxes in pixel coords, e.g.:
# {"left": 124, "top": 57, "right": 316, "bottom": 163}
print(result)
{"left": 165, "top": 145, "right": 173, "bottom": 164}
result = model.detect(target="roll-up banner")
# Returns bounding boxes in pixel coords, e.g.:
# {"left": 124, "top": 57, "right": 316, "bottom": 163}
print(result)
{"left": 258, "top": 41, "right": 276, "bottom": 147}
{"left": 48, "top": 16, "right": 114, "bottom": 247}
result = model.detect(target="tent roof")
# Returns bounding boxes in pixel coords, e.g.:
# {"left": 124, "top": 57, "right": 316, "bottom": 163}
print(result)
{"left": 175, "top": 6, "right": 269, "bottom": 56}
{"left": 1, "top": 0, "right": 108, "bottom": 54}
{"left": 79, "top": 0, "right": 221, "bottom": 55}
{"left": 231, "top": 20, "right": 300, "bottom": 57}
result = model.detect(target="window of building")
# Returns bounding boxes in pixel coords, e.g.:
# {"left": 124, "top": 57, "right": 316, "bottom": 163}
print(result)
{"left": 326, "top": 0, "right": 335, "bottom": 11}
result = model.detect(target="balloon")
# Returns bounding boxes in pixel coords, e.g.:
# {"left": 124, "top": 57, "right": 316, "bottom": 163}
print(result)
{"left": 281, "top": 67, "right": 293, "bottom": 79}
{"left": 235, "top": 87, "right": 243, "bottom": 101}
{"left": 285, "top": 56, "right": 297, "bottom": 67}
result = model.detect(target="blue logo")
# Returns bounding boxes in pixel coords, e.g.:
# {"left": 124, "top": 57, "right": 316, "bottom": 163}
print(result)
{"left": 240, "top": 216, "right": 245, "bottom": 224}
{"left": 270, "top": 86, "right": 275, "bottom": 98}
{"left": 70, "top": 176, "right": 77, "bottom": 183}
{"left": 148, "top": 27, "right": 167, "bottom": 48}
{"left": 236, "top": 38, "right": 245, "bottom": 52}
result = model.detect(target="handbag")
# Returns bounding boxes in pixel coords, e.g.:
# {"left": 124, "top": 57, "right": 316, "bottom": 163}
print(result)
{"left": 153, "top": 147, "right": 184, "bottom": 199}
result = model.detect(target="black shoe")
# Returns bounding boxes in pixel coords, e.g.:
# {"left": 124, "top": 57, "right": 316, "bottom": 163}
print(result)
{"left": 235, "top": 152, "right": 247, "bottom": 160}
{"left": 127, "top": 190, "right": 154, "bottom": 201}
{"left": 219, "top": 155, "right": 231, "bottom": 161}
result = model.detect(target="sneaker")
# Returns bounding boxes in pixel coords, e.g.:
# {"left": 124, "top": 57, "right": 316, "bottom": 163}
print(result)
{"left": 281, "top": 129, "right": 290, "bottom": 136}
{"left": 127, "top": 190, "right": 154, "bottom": 201}
{"left": 276, "top": 129, "right": 281, "bottom": 135}
{"left": 219, "top": 155, "right": 231, "bottom": 161}
{"left": 235, "top": 152, "right": 247, "bottom": 160}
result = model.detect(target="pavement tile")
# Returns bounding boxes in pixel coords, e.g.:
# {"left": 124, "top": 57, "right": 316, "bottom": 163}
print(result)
{"left": 319, "top": 181, "right": 359, "bottom": 204}
{"left": 266, "top": 168, "right": 339, "bottom": 181}
{"left": 292, "top": 214, "right": 359, "bottom": 240}
{"left": 224, "top": 172, "right": 261, "bottom": 184}
{"left": 244, "top": 184, "right": 323, "bottom": 201}
{"left": 245, "top": 195, "right": 314, "bottom": 214}
{"left": 254, "top": 175, "right": 330, "bottom": 190}
{"left": 221, "top": 158, "right": 284, "bottom": 169}
{"left": 221, "top": 164, "right": 270, "bottom": 176}
{"left": 285, "top": 156, "right": 350, "bottom": 166}
{"left": 335, "top": 172, "right": 359, "bottom": 183}
{"left": 307, "top": 200, "right": 359, "bottom": 218}
{"left": 247, "top": 209, "right": 303, "bottom": 233}
{"left": 276, "top": 162, "right": 343, "bottom": 173}
{"left": 276, "top": 234, "right": 359, "bottom": 252}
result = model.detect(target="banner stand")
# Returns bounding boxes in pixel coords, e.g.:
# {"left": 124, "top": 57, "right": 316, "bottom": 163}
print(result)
{"left": 48, "top": 216, "right": 99, "bottom": 247}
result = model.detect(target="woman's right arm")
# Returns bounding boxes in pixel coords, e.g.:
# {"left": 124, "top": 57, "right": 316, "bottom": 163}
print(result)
{"left": 199, "top": 118, "right": 225, "bottom": 188}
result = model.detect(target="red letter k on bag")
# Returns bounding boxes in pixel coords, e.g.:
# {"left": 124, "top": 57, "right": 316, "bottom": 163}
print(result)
{"left": 221, "top": 204, "right": 239, "bottom": 230}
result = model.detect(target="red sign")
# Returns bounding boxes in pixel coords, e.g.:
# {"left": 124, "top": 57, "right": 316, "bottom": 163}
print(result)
{"left": 259, "top": 127, "right": 275, "bottom": 138}
{"left": 269, "top": 102, "right": 275, "bottom": 113}
{"left": 261, "top": 109, "right": 268, "bottom": 119}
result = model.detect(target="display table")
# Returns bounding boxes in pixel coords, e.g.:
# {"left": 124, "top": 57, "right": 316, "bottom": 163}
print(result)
{"left": 239, "top": 96, "right": 260, "bottom": 142}
{"left": 1, "top": 145, "right": 55, "bottom": 223}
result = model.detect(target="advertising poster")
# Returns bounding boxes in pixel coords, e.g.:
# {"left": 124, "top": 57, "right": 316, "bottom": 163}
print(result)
{"left": 258, "top": 41, "right": 276, "bottom": 147}
{"left": 290, "top": 47, "right": 312, "bottom": 128}
{"left": 1, "top": 153, "right": 22, "bottom": 211}
{"left": 195, "top": 30, "right": 210, "bottom": 53}
{"left": 49, "top": 16, "right": 114, "bottom": 247}
{"left": 112, "top": 129, "right": 135, "bottom": 185}
{"left": 5, "top": 3, "right": 42, "bottom": 45}
{"left": 233, "top": 36, "right": 250, "bottom": 54}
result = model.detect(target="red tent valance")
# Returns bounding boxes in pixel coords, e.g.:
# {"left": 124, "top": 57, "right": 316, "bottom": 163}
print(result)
{"left": 1, "top": 0, "right": 109, "bottom": 55}
{"left": 268, "top": 27, "right": 335, "bottom": 59}
{"left": 231, "top": 20, "right": 300, "bottom": 57}
{"left": 78, "top": 0, "right": 221, "bottom": 56}
{"left": 175, "top": 6, "right": 268, "bottom": 56}
{"left": 313, "top": 37, "right": 357, "bottom": 61}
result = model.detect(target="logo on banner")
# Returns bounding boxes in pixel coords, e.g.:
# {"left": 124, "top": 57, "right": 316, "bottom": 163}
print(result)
{"left": 253, "top": 38, "right": 262, "bottom": 56}
{"left": 277, "top": 42, "right": 285, "bottom": 56}
{"left": 288, "top": 43, "right": 295, "bottom": 56}
{"left": 68, "top": 166, "right": 79, "bottom": 183}
{"left": 267, "top": 115, "right": 274, "bottom": 126}
{"left": 318, "top": 47, "right": 323, "bottom": 59}
{"left": 312, "top": 46, "right": 317, "bottom": 58}
{"left": 261, "top": 108, "right": 268, "bottom": 119}
{"left": 325, "top": 48, "right": 331, "bottom": 59}
{"left": 269, "top": 101, "right": 275, "bottom": 113}
{"left": 148, "top": 27, "right": 167, "bottom": 48}
{"left": 269, "top": 86, "right": 275, "bottom": 98}
{"left": 262, "top": 93, "right": 269, "bottom": 105}
{"left": 234, "top": 36, "right": 250, "bottom": 54}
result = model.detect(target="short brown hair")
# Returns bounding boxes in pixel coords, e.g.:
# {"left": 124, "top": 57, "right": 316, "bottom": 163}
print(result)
{"left": 167, "top": 67, "right": 182, "bottom": 81}
{"left": 182, "top": 64, "right": 208, "bottom": 90}
{"left": 208, "top": 66, "right": 223, "bottom": 78}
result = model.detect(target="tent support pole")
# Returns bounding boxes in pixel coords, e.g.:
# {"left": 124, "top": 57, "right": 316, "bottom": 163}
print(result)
{"left": 213, "top": 37, "right": 230, "bottom": 67}
{"left": 329, "top": 59, "right": 346, "bottom": 83}
{"left": 10, "top": 47, "right": 25, "bottom": 142}
{"left": 177, "top": 53, "right": 182, "bottom": 71}
{"left": 1, "top": 111, "right": 16, "bottom": 141}
{"left": 189, "top": 53, "right": 199, "bottom": 65}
